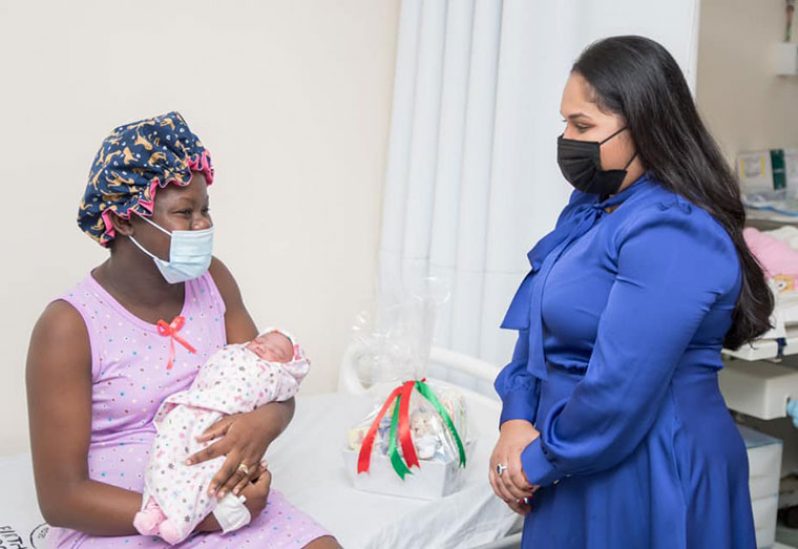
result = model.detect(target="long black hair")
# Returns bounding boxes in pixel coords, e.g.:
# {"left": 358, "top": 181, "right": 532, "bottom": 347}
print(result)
{"left": 572, "top": 35, "right": 772, "bottom": 349}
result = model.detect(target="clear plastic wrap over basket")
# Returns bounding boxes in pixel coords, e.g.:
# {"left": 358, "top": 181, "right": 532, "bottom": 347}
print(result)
{"left": 350, "top": 276, "right": 450, "bottom": 387}
{"left": 347, "top": 381, "right": 468, "bottom": 467}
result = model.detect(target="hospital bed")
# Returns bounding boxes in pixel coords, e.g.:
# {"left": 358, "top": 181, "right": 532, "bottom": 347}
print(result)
{"left": 0, "top": 345, "right": 522, "bottom": 548}
{"left": 5, "top": 336, "right": 789, "bottom": 548}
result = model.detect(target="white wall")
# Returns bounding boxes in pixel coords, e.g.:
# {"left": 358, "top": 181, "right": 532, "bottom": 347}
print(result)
{"left": 697, "top": 0, "right": 798, "bottom": 157}
{"left": 0, "top": 0, "right": 399, "bottom": 453}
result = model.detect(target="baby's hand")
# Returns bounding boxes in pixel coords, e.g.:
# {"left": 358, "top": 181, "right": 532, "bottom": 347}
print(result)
{"left": 240, "top": 465, "right": 271, "bottom": 521}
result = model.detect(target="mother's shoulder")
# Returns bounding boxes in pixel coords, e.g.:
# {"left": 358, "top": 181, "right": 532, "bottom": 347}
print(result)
{"left": 208, "top": 257, "right": 243, "bottom": 309}
{"left": 208, "top": 256, "right": 239, "bottom": 303}
{"left": 28, "top": 299, "right": 92, "bottom": 381}
{"left": 207, "top": 257, "right": 259, "bottom": 344}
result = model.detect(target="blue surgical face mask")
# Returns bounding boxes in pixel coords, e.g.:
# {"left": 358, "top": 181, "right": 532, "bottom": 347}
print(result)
{"left": 129, "top": 216, "right": 214, "bottom": 284}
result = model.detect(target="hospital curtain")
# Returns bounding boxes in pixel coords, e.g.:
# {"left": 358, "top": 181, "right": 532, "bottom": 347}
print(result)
{"left": 377, "top": 0, "right": 701, "bottom": 365}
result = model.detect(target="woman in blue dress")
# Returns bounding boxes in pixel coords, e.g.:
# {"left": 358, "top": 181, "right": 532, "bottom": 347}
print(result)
{"left": 489, "top": 36, "right": 774, "bottom": 548}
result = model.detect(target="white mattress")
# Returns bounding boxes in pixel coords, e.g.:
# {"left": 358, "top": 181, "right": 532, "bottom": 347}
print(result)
{"left": 3, "top": 392, "right": 519, "bottom": 548}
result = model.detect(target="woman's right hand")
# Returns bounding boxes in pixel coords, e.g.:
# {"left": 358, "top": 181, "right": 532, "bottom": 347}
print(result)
{"left": 489, "top": 419, "right": 539, "bottom": 515}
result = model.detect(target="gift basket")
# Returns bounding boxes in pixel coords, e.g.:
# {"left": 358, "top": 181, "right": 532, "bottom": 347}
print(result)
{"left": 342, "top": 278, "right": 474, "bottom": 499}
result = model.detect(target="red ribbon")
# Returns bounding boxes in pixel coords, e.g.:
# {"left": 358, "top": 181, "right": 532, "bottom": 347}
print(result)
{"left": 357, "top": 380, "right": 421, "bottom": 475}
{"left": 397, "top": 380, "right": 420, "bottom": 469}
{"left": 357, "top": 385, "right": 403, "bottom": 474}
{"left": 156, "top": 315, "right": 196, "bottom": 370}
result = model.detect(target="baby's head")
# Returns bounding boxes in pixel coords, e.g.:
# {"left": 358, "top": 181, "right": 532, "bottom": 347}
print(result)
{"left": 245, "top": 330, "right": 295, "bottom": 363}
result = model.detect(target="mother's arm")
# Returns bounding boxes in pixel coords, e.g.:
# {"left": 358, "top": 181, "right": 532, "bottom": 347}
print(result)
{"left": 26, "top": 301, "right": 142, "bottom": 534}
{"left": 189, "top": 258, "right": 295, "bottom": 498}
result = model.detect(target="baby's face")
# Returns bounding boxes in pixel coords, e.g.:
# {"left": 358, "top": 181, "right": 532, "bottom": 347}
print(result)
{"left": 246, "top": 332, "right": 294, "bottom": 363}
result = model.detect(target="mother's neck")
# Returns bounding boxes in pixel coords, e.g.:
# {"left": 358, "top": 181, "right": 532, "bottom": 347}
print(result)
{"left": 95, "top": 238, "right": 184, "bottom": 309}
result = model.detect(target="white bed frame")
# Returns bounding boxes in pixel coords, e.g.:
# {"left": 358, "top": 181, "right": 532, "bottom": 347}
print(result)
{"left": 337, "top": 343, "right": 501, "bottom": 403}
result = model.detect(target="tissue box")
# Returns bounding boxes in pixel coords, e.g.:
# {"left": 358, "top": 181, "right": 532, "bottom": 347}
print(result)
{"left": 737, "top": 148, "right": 798, "bottom": 197}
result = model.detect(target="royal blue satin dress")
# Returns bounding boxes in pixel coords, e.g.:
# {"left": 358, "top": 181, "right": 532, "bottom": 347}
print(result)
{"left": 495, "top": 173, "right": 756, "bottom": 548}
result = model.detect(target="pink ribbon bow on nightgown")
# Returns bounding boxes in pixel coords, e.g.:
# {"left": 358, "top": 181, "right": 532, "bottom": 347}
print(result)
{"left": 156, "top": 315, "right": 196, "bottom": 370}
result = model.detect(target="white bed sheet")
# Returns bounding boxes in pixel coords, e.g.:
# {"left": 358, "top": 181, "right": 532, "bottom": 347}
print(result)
{"left": 268, "top": 392, "right": 520, "bottom": 548}
{"left": 2, "top": 392, "right": 519, "bottom": 548}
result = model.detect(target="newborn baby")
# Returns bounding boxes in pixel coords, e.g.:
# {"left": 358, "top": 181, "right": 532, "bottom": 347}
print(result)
{"left": 133, "top": 329, "right": 309, "bottom": 545}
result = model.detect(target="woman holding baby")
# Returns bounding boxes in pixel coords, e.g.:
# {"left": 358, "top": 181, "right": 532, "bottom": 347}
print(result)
{"left": 26, "top": 112, "right": 340, "bottom": 547}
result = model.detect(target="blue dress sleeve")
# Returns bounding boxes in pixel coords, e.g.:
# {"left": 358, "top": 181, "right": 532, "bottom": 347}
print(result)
{"left": 494, "top": 329, "right": 540, "bottom": 424}
{"left": 495, "top": 191, "right": 586, "bottom": 426}
{"left": 520, "top": 200, "right": 741, "bottom": 486}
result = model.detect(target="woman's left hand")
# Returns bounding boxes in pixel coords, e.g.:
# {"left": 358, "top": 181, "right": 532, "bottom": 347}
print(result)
{"left": 489, "top": 419, "right": 540, "bottom": 515}
{"left": 186, "top": 410, "right": 273, "bottom": 499}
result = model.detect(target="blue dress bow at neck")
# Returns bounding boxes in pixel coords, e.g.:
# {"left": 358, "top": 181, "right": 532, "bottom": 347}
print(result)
{"left": 501, "top": 176, "right": 651, "bottom": 380}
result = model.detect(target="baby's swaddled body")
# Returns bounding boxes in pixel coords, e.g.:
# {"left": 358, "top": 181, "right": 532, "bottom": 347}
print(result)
{"left": 134, "top": 330, "right": 308, "bottom": 545}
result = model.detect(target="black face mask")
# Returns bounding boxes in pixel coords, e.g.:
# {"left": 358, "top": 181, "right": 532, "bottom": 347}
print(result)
{"left": 557, "top": 127, "right": 637, "bottom": 196}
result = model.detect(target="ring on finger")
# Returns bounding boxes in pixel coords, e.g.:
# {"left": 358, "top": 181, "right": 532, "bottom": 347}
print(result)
{"left": 496, "top": 463, "right": 507, "bottom": 476}
{"left": 237, "top": 463, "right": 251, "bottom": 476}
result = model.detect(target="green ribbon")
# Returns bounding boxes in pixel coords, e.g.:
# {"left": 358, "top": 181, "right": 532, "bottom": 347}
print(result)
{"left": 414, "top": 380, "right": 467, "bottom": 467}
{"left": 383, "top": 380, "right": 468, "bottom": 479}
{"left": 387, "top": 394, "right": 412, "bottom": 479}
